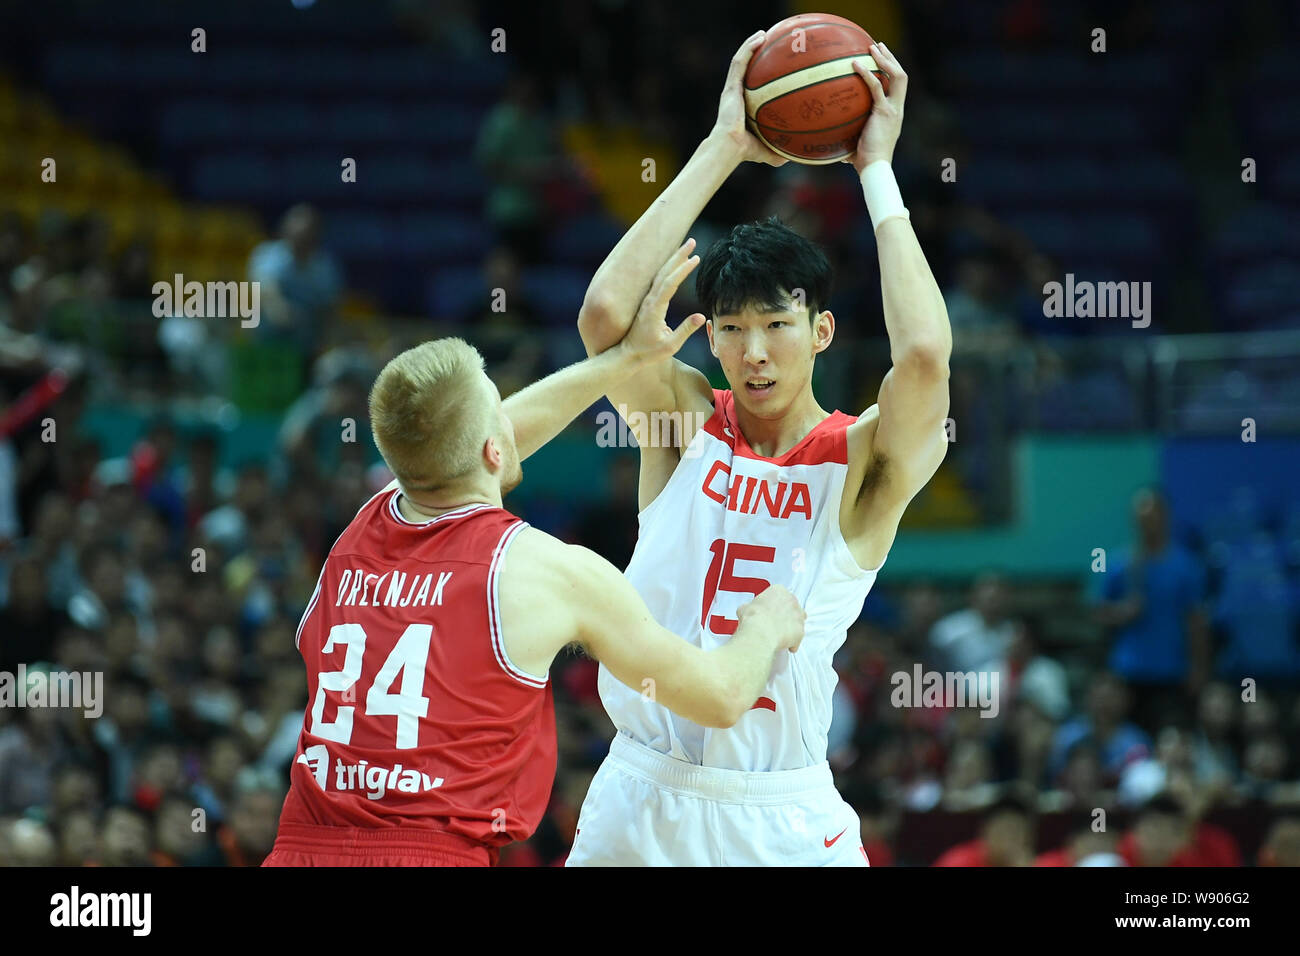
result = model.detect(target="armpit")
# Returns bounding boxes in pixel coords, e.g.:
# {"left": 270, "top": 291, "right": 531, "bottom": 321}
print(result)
{"left": 858, "top": 450, "right": 890, "bottom": 500}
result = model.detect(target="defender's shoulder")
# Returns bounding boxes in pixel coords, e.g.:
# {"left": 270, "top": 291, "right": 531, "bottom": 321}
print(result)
{"left": 504, "top": 528, "right": 602, "bottom": 592}
{"left": 505, "top": 525, "right": 569, "bottom": 573}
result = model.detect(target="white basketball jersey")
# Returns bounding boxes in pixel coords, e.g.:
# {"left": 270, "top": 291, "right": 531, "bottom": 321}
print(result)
{"left": 597, "top": 389, "right": 884, "bottom": 772}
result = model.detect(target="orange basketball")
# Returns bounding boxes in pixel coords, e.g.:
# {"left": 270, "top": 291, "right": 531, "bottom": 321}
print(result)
{"left": 743, "top": 13, "right": 889, "bottom": 165}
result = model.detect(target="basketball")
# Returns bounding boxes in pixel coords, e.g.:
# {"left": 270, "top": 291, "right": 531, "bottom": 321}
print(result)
{"left": 743, "top": 13, "right": 889, "bottom": 165}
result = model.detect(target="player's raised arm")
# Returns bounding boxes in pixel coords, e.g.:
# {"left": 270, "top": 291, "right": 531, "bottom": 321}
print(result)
{"left": 848, "top": 43, "right": 952, "bottom": 505}
{"left": 500, "top": 240, "right": 705, "bottom": 461}
{"left": 576, "top": 30, "right": 786, "bottom": 417}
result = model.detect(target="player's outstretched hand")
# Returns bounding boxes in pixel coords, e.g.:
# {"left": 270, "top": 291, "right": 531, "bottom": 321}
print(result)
{"left": 617, "top": 238, "right": 707, "bottom": 367}
{"left": 737, "top": 584, "right": 806, "bottom": 654}
{"left": 842, "top": 41, "right": 908, "bottom": 172}
{"left": 710, "top": 29, "right": 789, "bottom": 168}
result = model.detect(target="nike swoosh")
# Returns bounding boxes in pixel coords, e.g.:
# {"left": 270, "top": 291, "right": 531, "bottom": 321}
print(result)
{"left": 749, "top": 697, "right": 776, "bottom": 711}
{"left": 825, "top": 828, "right": 848, "bottom": 848}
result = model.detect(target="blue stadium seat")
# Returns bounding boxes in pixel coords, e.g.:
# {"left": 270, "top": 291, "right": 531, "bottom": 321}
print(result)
{"left": 118, "top": 50, "right": 203, "bottom": 88}
{"left": 403, "top": 105, "right": 484, "bottom": 151}
{"left": 1006, "top": 212, "right": 1162, "bottom": 266}
{"left": 350, "top": 154, "right": 440, "bottom": 201}
{"left": 281, "top": 153, "right": 347, "bottom": 201}
{"left": 1210, "top": 205, "right": 1296, "bottom": 265}
{"left": 432, "top": 55, "right": 509, "bottom": 102}
{"left": 1243, "top": 100, "right": 1300, "bottom": 151}
{"left": 394, "top": 213, "right": 489, "bottom": 264}
{"left": 327, "top": 103, "right": 402, "bottom": 144}
{"left": 1030, "top": 368, "right": 1138, "bottom": 430}
{"left": 354, "top": 50, "right": 439, "bottom": 92}
{"left": 275, "top": 50, "right": 359, "bottom": 91}
{"left": 323, "top": 210, "right": 392, "bottom": 260}
{"left": 548, "top": 214, "right": 626, "bottom": 265}
{"left": 955, "top": 52, "right": 1177, "bottom": 101}
{"left": 1178, "top": 370, "right": 1273, "bottom": 435}
{"left": 1273, "top": 154, "right": 1300, "bottom": 202}
{"left": 423, "top": 163, "right": 487, "bottom": 210}
{"left": 959, "top": 156, "right": 1189, "bottom": 214}
{"left": 959, "top": 105, "right": 1152, "bottom": 151}
{"left": 191, "top": 154, "right": 280, "bottom": 201}
{"left": 245, "top": 102, "right": 319, "bottom": 144}
{"left": 43, "top": 45, "right": 121, "bottom": 87}
{"left": 428, "top": 267, "right": 486, "bottom": 320}
{"left": 521, "top": 267, "right": 590, "bottom": 325}
{"left": 1248, "top": 48, "right": 1300, "bottom": 94}
{"left": 159, "top": 100, "right": 241, "bottom": 147}
{"left": 1224, "top": 259, "right": 1300, "bottom": 328}
{"left": 64, "top": 0, "right": 396, "bottom": 40}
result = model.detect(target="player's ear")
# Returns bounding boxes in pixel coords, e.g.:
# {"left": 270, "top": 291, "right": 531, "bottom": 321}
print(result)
{"left": 705, "top": 318, "right": 717, "bottom": 357}
{"left": 483, "top": 435, "right": 503, "bottom": 470}
{"left": 812, "top": 310, "right": 835, "bottom": 354}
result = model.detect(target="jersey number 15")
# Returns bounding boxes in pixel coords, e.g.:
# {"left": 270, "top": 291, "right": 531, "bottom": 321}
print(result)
{"left": 701, "top": 538, "right": 775, "bottom": 636}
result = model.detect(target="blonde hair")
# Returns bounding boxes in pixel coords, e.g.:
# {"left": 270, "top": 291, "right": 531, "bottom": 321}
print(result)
{"left": 369, "top": 338, "right": 494, "bottom": 492}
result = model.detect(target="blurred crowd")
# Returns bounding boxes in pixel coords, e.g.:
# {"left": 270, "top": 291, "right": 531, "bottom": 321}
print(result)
{"left": 0, "top": 352, "right": 1297, "bottom": 865}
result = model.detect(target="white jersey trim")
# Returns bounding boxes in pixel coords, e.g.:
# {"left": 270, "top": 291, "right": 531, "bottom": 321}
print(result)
{"left": 388, "top": 494, "right": 494, "bottom": 527}
{"left": 829, "top": 497, "right": 888, "bottom": 579}
{"left": 487, "top": 520, "right": 548, "bottom": 688}
{"left": 299, "top": 486, "right": 395, "bottom": 650}
{"left": 294, "top": 481, "right": 396, "bottom": 650}
{"left": 294, "top": 567, "right": 324, "bottom": 651}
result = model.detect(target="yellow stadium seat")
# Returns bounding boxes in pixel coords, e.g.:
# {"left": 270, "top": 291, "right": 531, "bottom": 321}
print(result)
{"left": 0, "top": 74, "right": 269, "bottom": 296}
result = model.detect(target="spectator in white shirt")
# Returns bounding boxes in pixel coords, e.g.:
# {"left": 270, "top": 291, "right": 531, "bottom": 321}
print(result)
{"left": 929, "top": 572, "right": 1015, "bottom": 675}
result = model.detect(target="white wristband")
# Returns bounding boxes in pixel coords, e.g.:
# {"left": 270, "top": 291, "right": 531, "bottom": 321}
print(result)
{"left": 861, "top": 160, "right": 909, "bottom": 231}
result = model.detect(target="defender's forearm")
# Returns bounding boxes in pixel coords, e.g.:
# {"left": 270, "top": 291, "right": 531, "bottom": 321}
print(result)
{"left": 578, "top": 134, "right": 743, "bottom": 354}
{"left": 502, "top": 346, "right": 638, "bottom": 461}
{"left": 706, "top": 621, "right": 784, "bottom": 725}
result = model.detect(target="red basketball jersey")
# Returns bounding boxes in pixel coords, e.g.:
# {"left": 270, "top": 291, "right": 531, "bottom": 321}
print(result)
{"left": 277, "top": 482, "right": 556, "bottom": 847}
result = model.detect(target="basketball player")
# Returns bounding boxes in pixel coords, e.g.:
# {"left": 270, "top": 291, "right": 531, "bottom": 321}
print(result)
{"left": 567, "top": 34, "right": 950, "bottom": 865}
{"left": 263, "top": 244, "right": 807, "bottom": 867}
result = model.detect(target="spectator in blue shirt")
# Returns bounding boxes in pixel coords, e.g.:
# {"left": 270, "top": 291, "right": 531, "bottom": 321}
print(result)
{"left": 247, "top": 204, "right": 343, "bottom": 364}
{"left": 1049, "top": 671, "right": 1152, "bottom": 788}
{"left": 1091, "top": 487, "right": 1211, "bottom": 730}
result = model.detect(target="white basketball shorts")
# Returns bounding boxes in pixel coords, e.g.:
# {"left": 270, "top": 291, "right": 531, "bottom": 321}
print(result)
{"left": 565, "top": 733, "right": 869, "bottom": 867}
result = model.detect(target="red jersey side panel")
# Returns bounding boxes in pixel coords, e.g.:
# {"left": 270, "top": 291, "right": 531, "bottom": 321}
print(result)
{"left": 279, "top": 488, "right": 556, "bottom": 847}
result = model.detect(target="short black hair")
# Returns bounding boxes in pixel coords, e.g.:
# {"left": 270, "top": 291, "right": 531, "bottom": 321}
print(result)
{"left": 694, "top": 216, "right": 832, "bottom": 322}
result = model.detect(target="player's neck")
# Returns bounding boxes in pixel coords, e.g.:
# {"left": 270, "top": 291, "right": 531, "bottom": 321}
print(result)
{"left": 397, "top": 488, "right": 500, "bottom": 522}
{"left": 733, "top": 388, "right": 829, "bottom": 459}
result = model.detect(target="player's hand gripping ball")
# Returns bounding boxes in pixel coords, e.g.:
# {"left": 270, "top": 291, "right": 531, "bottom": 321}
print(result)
{"left": 742, "top": 13, "right": 889, "bottom": 165}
